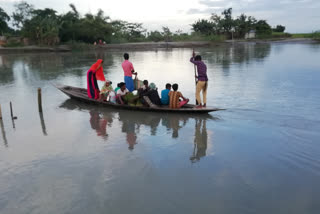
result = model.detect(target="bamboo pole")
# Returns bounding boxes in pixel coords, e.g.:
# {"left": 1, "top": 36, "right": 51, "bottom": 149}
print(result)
{"left": 10, "top": 102, "right": 13, "bottom": 119}
{"left": 193, "top": 49, "right": 198, "bottom": 105}
{"left": 39, "top": 111, "right": 47, "bottom": 136}
{"left": 0, "top": 104, "right": 2, "bottom": 120}
{"left": 38, "top": 88, "right": 42, "bottom": 112}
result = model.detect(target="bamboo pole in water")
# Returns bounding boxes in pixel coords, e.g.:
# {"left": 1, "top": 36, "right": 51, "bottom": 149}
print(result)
{"left": 10, "top": 102, "right": 13, "bottom": 119}
{"left": 0, "top": 104, "right": 2, "bottom": 120}
{"left": 38, "top": 88, "right": 42, "bottom": 113}
{"left": 39, "top": 111, "right": 47, "bottom": 136}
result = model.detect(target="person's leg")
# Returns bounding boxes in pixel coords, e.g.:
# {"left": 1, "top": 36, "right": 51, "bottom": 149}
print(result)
{"left": 125, "top": 76, "right": 134, "bottom": 92}
{"left": 203, "top": 81, "right": 208, "bottom": 107}
{"left": 99, "top": 94, "right": 105, "bottom": 101}
{"left": 116, "top": 95, "right": 124, "bottom": 104}
{"left": 196, "top": 81, "right": 202, "bottom": 105}
{"left": 179, "top": 99, "right": 189, "bottom": 107}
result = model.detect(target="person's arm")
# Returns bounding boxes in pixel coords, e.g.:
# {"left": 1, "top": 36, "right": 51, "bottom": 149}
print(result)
{"left": 131, "top": 63, "right": 137, "bottom": 75}
{"left": 180, "top": 92, "right": 189, "bottom": 101}
{"left": 190, "top": 50, "right": 199, "bottom": 65}
{"left": 190, "top": 57, "right": 198, "bottom": 65}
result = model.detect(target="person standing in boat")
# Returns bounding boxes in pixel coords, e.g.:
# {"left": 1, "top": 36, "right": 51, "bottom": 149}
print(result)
{"left": 190, "top": 51, "right": 208, "bottom": 108}
{"left": 122, "top": 53, "right": 137, "bottom": 92}
{"left": 87, "top": 59, "right": 105, "bottom": 99}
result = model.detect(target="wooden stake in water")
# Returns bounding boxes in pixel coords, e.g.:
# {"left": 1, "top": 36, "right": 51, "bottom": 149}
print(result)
{"left": 38, "top": 88, "right": 43, "bottom": 113}
{"left": 10, "top": 102, "right": 13, "bottom": 119}
{"left": 0, "top": 104, "right": 2, "bottom": 120}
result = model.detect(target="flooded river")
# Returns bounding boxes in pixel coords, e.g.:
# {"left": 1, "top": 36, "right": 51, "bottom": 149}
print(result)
{"left": 0, "top": 42, "right": 320, "bottom": 214}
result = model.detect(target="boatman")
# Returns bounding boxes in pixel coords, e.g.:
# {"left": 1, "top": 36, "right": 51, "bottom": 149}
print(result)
{"left": 190, "top": 51, "right": 208, "bottom": 108}
{"left": 122, "top": 53, "right": 137, "bottom": 92}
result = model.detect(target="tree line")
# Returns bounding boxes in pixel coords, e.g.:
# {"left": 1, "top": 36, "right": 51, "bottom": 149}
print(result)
{"left": 0, "top": 2, "right": 287, "bottom": 46}
{"left": 191, "top": 8, "right": 286, "bottom": 39}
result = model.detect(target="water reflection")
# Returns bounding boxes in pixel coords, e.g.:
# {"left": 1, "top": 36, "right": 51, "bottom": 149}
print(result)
{"left": 201, "top": 43, "right": 271, "bottom": 72}
{"left": 89, "top": 111, "right": 108, "bottom": 140}
{"left": 0, "top": 44, "right": 272, "bottom": 86}
{"left": 190, "top": 119, "right": 208, "bottom": 163}
{"left": 39, "top": 111, "right": 47, "bottom": 136}
{"left": 60, "top": 99, "right": 216, "bottom": 158}
{"left": 0, "top": 119, "right": 8, "bottom": 147}
{"left": 0, "top": 51, "right": 118, "bottom": 85}
{"left": 89, "top": 109, "right": 114, "bottom": 141}
{"left": 161, "top": 115, "right": 188, "bottom": 138}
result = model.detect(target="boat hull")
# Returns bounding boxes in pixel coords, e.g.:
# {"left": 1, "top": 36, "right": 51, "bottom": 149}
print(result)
{"left": 56, "top": 85, "right": 224, "bottom": 114}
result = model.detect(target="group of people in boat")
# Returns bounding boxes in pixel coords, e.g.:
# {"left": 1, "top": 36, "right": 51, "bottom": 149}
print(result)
{"left": 87, "top": 51, "right": 208, "bottom": 109}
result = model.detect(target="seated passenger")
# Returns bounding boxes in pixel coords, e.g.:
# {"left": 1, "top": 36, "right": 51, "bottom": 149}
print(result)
{"left": 114, "top": 83, "right": 122, "bottom": 93}
{"left": 138, "top": 80, "right": 150, "bottom": 96}
{"left": 116, "top": 82, "right": 140, "bottom": 105}
{"left": 161, "top": 83, "right": 171, "bottom": 105}
{"left": 116, "top": 82, "right": 129, "bottom": 104}
{"left": 168, "top": 83, "right": 189, "bottom": 109}
{"left": 99, "top": 80, "right": 113, "bottom": 101}
{"left": 148, "top": 83, "right": 162, "bottom": 106}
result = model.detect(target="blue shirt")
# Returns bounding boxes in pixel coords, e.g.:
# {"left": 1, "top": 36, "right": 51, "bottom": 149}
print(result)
{"left": 161, "top": 89, "right": 170, "bottom": 105}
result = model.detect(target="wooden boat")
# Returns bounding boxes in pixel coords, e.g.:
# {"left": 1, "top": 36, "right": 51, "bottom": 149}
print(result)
{"left": 56, "top": 85, "right": 224, "bottom": 114}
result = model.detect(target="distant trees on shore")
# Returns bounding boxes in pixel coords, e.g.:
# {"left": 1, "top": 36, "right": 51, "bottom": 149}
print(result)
{"left": 191, "top": 8, "right": 279, "bottom": 39}
{"left": 0, "top": 3, "right": 295, "bottom": 45}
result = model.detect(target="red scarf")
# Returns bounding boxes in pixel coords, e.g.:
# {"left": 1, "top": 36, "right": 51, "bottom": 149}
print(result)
{"left": 90, "top": 59, "right": 105, "bottom": 81}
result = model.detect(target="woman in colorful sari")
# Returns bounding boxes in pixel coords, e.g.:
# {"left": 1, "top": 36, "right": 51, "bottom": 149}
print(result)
{"left": 87, "top": 59, "right": 105, "bottom": 99}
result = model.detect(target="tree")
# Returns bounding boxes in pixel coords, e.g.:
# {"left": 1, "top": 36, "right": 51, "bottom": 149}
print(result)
{"left": 255, "top": 20, "right": 272, "bottom": 36}
{"left": 272, "top": 25, "right": 285, "bottom": 33}
{"left": 12, "top": 1, "right": 34, "bottom": 30}
{"left": 148, "top": 31, "right": 162, "bottom": 42}
{"left": 110, "top": 20, "right": 146, "bottom": 42}
{"left": 234, "top": 14, "right": 257, "bottom": 38}
{"left": 59, "top": 4, "right": 81, "bottom": 42}
{"left": 220, "top": 8, "right": 234, "bottom": 35}
{"left": 23, "top": 8, "right": 61, "bottom": 45}
{"left": 76, "top": 9, "right": 113, "bottom": 43}
{"left": 162, "top": 26, "right": 172, "bottom": 42}
{"left": 0, "top": 7, "right": 11, "bottom": 35}
{"left": 191, "top": 19, "right": 215, "bottom": 35}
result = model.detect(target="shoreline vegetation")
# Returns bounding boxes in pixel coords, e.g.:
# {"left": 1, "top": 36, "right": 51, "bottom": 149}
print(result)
{"left": 1, "top": 2, "right": 319, "bottom": 53}
{"left": 0, "top": 38, "right": 318, "bottom": 53}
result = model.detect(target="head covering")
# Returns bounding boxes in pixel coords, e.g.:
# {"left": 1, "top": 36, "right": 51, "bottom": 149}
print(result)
{"left": 149, "top": 82, "right": 157, "bottom": 90}
{"left": 90, "top": 59, "right": 105, "bottom": 81}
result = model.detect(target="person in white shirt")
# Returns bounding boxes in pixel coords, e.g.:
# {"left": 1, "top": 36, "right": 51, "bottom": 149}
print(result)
{"left": 116, "top": 82, "right": 129, "bottom": 104}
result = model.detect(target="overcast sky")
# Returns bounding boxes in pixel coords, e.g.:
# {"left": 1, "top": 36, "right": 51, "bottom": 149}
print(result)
{"left": 1, "top": 0, "right": 319, "bottom": 33}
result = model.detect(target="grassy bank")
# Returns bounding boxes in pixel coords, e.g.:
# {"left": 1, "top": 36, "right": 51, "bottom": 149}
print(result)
{"left": 291, "top": 32, "right": 320, "bottom": 40}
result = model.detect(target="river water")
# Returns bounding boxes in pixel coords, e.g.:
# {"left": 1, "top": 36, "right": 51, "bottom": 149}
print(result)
{"left": 0, "top": 42, "right": 320, "bottom": 214}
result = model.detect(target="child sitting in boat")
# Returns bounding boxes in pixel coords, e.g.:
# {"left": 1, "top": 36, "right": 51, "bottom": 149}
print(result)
{"left": 168, "top": 83, "right": 189, "bottom": 109}
{"left": 99, "top": 80, "right": 113, "bottom": 101}
{"left": 161, "top": 83, "right": 171, "bottom": 105}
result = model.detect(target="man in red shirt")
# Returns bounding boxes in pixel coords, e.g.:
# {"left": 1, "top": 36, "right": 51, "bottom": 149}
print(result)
{"left": 122, "top": 53, "right": 137, "bottom": 92}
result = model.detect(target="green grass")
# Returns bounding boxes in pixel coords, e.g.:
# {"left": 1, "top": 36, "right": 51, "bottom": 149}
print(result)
{"left": 2, "top": 40, "right": 23, "bottom": 47}
{"left": 64, "top": 41, "right": 95, "bottom": 51}
{"left": 291, "top": 33, "right": 313, "bottom": 38}
{"left": 311, "top": 31, "right": 320, "bottom": 40}
{"left": 291, "top": 32, "right": 320, "bottom": 40}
